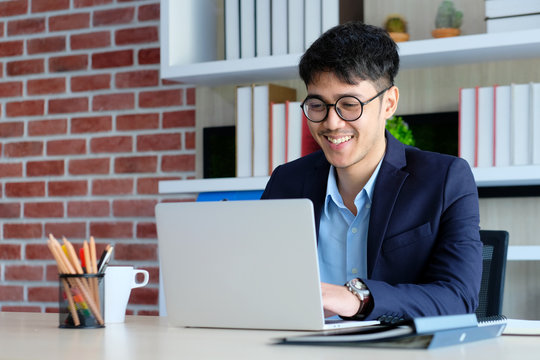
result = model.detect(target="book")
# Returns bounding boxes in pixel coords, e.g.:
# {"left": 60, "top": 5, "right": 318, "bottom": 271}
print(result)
{"left": 458, "top": 87, "right": 476, "bottom": 168}
{"left": 271, "top": 0, "right": 288, "bottom": 55}
{"left": 477, "top": 86, "right": 495, "bottom": 167}
{"left": 531, "top": 83, "right": 540, "bottom": 165}
{"left": 225, "top": 0, "right": 240, "bottom": 60}
{"left": 494, "top": 85, "right": 511, "bottom": 167}
{"left": 286, "top": 101, "right": 303, "bottom": 163}
{"left": 321, "top": 0, "right": 339, "bottom": 33}
{"left": 287, "top": 0, "right": 304, "bottom": 54}
{"left": 304, "top": 0, "right": 322, "bottom": 50}
{"left": 301, "top": 113, "right": 320, "bottom": 156}
{"left": 511, "top": 83, "right": 531, "bottom": 165}
{"left": 252, "top": 84, "right": 297, "bottom": 176}
{"left": 503, "top": 318, "right": 540, "bottom": 336}
{"left": 236, "top": 85, "right": 253, "bottom": 177}
{"left": 255, "top": 0, "right": 271, "bottom": 57}
{"left": 270, "top": 102, "right": 287, "bottom": 173}
{"left": 240, "top": 0, "right": 255, "bottom": 59}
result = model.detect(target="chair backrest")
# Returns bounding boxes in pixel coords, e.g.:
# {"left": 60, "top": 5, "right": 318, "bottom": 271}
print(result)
{"left": 476, "top": 230, "right": 509, "bottom": 318}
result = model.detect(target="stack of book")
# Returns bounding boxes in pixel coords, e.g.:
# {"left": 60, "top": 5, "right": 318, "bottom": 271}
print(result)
{"left": 458, "top": 82, "right": 540, "bottom": 168}
{"left": 236, "top": 83, "right": 319, "bottom": 177}
{"left": 225, "top": 0, "right": 339, "bottom": 60}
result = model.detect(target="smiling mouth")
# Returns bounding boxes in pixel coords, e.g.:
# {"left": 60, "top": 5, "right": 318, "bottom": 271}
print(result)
{"left": 326, "top": 135, "right": 352, "bottom": 145}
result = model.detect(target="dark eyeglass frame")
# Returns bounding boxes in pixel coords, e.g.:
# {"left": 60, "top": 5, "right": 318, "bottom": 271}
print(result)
{"left": 300, "top": 85, "right": 393, "bottom": 123}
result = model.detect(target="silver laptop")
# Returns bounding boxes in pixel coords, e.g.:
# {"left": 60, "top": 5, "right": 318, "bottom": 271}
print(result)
{"left": 155, "top": 199, "right": 378, "bottom": 331}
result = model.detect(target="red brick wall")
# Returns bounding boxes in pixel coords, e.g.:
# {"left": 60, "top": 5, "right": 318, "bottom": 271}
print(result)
{"left": 0, "top": 0, "right": 196, "bottom": 315}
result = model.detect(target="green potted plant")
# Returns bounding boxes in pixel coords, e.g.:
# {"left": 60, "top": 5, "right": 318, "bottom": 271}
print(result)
{"left": 386, "top": 116, "right": 415, "bottom": 146}
{"left": 384, "top": 14, "right": 410, "bottom": 42}
{"left": 432, "top": 0, "right": 463, "bottom": 38}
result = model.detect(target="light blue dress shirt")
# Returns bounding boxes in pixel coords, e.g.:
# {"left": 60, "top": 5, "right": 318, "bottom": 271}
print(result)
{"left": 318, "top": 160, "right": 382, "bottom": 287}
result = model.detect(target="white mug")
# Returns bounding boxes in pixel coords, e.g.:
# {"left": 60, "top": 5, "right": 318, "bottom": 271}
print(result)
{"left": 104, "top": 266, "right": 149, "bottom": 323}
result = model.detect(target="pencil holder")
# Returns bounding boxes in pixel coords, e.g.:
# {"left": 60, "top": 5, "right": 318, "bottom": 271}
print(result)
{"left": 58, "top": 274, "right": 105, "bottom": 329}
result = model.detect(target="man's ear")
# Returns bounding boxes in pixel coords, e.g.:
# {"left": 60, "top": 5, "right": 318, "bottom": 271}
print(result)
{"left": 383, "top": 85, "right": 399, "bottom": 119}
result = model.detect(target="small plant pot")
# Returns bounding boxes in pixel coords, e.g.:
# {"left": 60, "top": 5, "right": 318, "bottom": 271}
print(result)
{"left": 388, "top": 32, "right": 410, "bottom": 42}
{"left": 431, "top": 28, "right": 461, "bottom": 38}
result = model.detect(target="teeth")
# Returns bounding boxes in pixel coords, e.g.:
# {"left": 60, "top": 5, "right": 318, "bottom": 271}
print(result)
{"left": 328, "top": 136, "right": 352, "bottom": 145}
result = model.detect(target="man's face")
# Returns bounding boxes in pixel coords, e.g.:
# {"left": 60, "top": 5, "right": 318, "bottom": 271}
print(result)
{"left": 305, "top": 72, "right": 398, "bottom": 173}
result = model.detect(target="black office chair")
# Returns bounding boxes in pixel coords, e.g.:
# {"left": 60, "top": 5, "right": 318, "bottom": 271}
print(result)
{"left": 475, "top": 230, "right": 509, "bottom": 319}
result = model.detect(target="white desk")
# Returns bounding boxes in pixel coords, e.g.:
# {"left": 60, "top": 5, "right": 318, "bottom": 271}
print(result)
{"left": 1, "top": 312, "right": 539, "bottom": 360}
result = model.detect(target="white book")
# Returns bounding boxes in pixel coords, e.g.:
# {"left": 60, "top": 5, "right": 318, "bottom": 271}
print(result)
{"left": 459, "top": 87, "right": 476, "bottom": 168}
{"left": 240, "top": 0, "right": 256, "bottom": 58}
{"left": 252, "top": 85, "right": 271, "bottom": 176}
{"left": 511, "top": 83, "right": 531, "bottom": 166}
{"left": 287, "top": 0, "right": 304, "bottom": 54}
{"left": 271, "top": 0, "right": 288, "bottom": 55}
{"left": 225, "top": 0, "right": 241, "bottom": 60}
{"left": 286, "top": 101, "right": 303, "bottom": 162}
{"left": 321, "top": 0, "right": 339, "bottom": 33}
{"left": 270, "top": 103, "right": 287, "bottom": 172}
{"left": 485, "top": 0, "right": 540, "bottom": 18}
{"left": 236, "top": 85, "right": 253, "bottom": 177}
{"left": 477, "top": 86, "right": 495, "bottom": 168}
{"left": 531, "top": 83, "right": 540, "bottom": 165}
{"left": 487, "top": 14, "right": 540, "bottom": 33}
{"left": 256, "top": 0, "right": 271, "bottom": 57}
{"left": 494, "top": 85, "right": 511, "bottom": 167}
{"left": 304, "top": 0, "right": 322, "bottom": 50}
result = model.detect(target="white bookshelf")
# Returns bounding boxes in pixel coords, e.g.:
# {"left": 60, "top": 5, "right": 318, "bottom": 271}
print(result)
{"left": 472, "top": 166, "right": 540, "bottom": 187}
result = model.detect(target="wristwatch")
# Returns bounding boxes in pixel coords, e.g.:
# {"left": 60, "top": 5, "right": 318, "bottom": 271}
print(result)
{"left": 345, "top": 278, "right": 372, "bottom": 319}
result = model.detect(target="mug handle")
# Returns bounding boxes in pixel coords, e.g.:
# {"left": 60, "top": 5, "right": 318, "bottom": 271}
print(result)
{"left": 132, "top": 269, "right": 150, "bottom": 288}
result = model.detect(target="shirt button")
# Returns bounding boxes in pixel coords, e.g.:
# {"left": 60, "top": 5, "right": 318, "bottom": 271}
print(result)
{"left": 352, "top": 268, "right": 358, "bottom": 274}
{"left": 366, "top": 203, "right": 371, "bottom": 209}
{"left": 351, "top": 227, "right": 358, "bottom": 234}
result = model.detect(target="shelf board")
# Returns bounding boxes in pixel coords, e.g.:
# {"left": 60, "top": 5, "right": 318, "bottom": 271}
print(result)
{"left": 161, "top": 29, "right": 540, "bottom": 85}
{"left": 472, "top": 165, "right": 540, "bottom": 187}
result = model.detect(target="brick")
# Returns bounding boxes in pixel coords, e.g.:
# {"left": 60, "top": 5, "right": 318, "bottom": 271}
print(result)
{"left": 163, "top": 110, "right": 195, "bottom": 128}
{"left": 137, "top": 222, "right": 157, "bottom": 238}
{"left": 26, "top": 244, "right": 53, "bottom": 260}
{"left": 46, "top": 264, "right": 59, "bottom": 281}
{"left": 6, "top": 59, "right": 44, "bottom": 76}
{"left": 185, "top": 132, "right": 195, "bottom": 149}
{"left": 92, "top": 93, "right": 134, "bottom": 111}
{"left": 0, "top": 0, "right": 28, "bottom": 17}
{"left": 114, "top": 243, "right": 157, "bottom": 261}
{"left": 186, "top": 88, "right": 195, "bottom": 105}
{"left": 5, "top": 265, "right": 43, "bottom": 281}
{"left": 4, "top": 141, "right": 43, "bottom": 157}
{"left": 28, "top": 119, "right": 67, "bottom": 136}
{"left": 71, "top": 31, "right": 110, "bottom": 50}
{"left": 74, "top": 0, "right": 112, "bottom": 7}
{"left": 27, "top": 36, "right": 65, "bottom": 54}
{"left": 0, "top": 244, "right": 21, "bottom": 259}
{"left": 69, "top": 158, "right": 110, "bottom": 175}
{"left": 115, "top": 70, "right": 158, "bottom": 88}
{"left": 138, "top": 48, "right": 159, "bottom": 65}
{"left": 49, "top": 97, "right": 88, "bottom": 114}
{"left": 116, "top": 113, "right": 159, "bottom": 131}
{"left": 114, "top": 156, "right": 157, "bottom": 174}
{"left": 137, "top": 133, "right": 181, "bottom": 152}
{"left": 67, "top": 200, "right": 109, "bottom": 217}
{"left": 26, "top": 160, "right": 64, "bottom": 177}
{"left": 24, "top": 201, "right": 64, "bottom": 218}
{"left": 0, "top": 286, "right": 23, "bottom": 301}
{"left": 92, "top": 178, "right": 133, "bottom": 195}
{"left": 94, "top": 7, "right": 135, "bottom": 26}
{"left": 71, "top": 74, "right": 110, "bottom": 92}
{"left": 138, "top": 3, "right": 160, "bottom": 21}
{"left": 0, "top": 122, "right": 24, "bottom": 137}
{"left": 161, "top": 155, "right": 195, "bottom": 172}
{"left": 2, "top": 306, "right": 42, "bottom": 313}
{"left": 7, "top": 18, "right": 45, "bottom": 36}
{"left": 27, "top": 77, "right": 65, "bottom": 95}
{"left": 0, "top": 203, "right": 21, "bottom": 218}
{"left": 113, "top": 199, "right": 157, "bottom": 217}
{"left": 47, "top": 139, "right": 86, "bottom": 156}
{"left": 115, "top": 26, "right": 158, "bottom": 45}
{"left": 49, "top": 180, "right": 88, "bottom": 197}
{"left": 136, "top": 176, "right": 180, "bottom": 195}
{"left": 0, "top": 40, "right": 23, "bottom": 57}
{"left": 140, "top": 89, "right": 182, "bottom": 108}
{"left": 31, "top": 0, "right": 69, "bottom": 13}
{"left": 71, "top": 115, "right": 112, "bottom": 133}
{"left": 3, "top": 223, "right": 42, "bottom": 238}
{"left": 129, "top": 287, "right": 158, "bottom": 305}
{"left": 90, "top": 136, "right": 132, "bottom": 153}
{"left": 49, "top": 13, "right": 90, "bottom": 31}
{"left": 49, "top": 54, "right": 88, "bottom": 72}
{"left": 90, "top": 222, "right": 133, "bottom": 238}
{"left": 44, "top": 222, "right": 86, "bottom": 238}
{"left": 0, "top": 163, "right": 23, "bottom": 178}
{"left": 28, "top": 286, "right": 57, "bottom": 302}
{"left": 92, "top": 49, "right": 132, "bottom": 69}
{"left": 5, "top": 99, "right": 44, "bottom": 117}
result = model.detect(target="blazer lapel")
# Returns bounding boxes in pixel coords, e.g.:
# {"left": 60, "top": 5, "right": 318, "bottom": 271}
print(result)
{"left": 302, "top": 151, "right": 330, "bottom": 239}
{"left": 367, "top": 131, "right": 409, "bottom": 277}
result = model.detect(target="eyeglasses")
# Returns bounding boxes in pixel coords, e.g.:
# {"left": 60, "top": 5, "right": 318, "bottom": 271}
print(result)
{"left": 300, "top": 85, "right": 393, "bottom": 123}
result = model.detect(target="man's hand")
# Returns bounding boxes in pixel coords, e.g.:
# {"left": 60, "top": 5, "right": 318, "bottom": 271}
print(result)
{"left": 321, "top": 282, "right": 361, "bottom": 318}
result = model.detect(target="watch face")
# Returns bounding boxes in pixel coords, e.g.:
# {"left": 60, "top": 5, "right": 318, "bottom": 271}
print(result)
{"left": 351, "top": 279, "right": 365, "bottom": 290}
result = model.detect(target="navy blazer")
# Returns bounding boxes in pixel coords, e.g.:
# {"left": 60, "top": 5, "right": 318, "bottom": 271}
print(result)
{"left": 261, "top": 131, "right": 482, "bottom": 320}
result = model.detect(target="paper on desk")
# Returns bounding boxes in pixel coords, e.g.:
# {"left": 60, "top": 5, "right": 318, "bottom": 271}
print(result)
{"left": 503, "top": 319, "right": 540, "bottom": 335}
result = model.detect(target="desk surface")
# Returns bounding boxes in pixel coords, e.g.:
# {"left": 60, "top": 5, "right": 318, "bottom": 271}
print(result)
{"left": 1, "top": 312, "right": 538, "bottom": 360}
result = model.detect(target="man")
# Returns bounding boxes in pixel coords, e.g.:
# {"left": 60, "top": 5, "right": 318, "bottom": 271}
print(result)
{"left": 261, "top": 22, "right": 482, "bottom": 321}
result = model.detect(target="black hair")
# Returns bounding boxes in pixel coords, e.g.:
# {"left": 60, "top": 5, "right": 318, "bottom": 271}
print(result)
{"left": 299, "top": 22, "right": 399, "bottom": 90}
